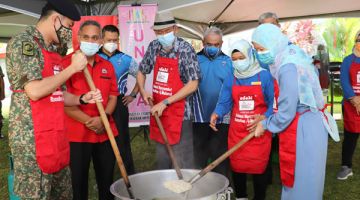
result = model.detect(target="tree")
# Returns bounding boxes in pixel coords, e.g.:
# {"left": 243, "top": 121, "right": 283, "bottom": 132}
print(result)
{"left": 321, "top": 18, "right": 360, "bottom": 62}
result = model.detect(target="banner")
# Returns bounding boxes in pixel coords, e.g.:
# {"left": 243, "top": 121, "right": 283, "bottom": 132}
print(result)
{"left": 72, "top": 15, "right": 118, "bottom": 50}
{"left": 118, "top": 4, "right": 158, "bottom": 127}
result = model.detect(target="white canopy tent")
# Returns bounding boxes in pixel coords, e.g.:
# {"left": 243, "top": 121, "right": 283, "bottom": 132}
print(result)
{"left": 0, "top": 0, "right": 359, "bottom": 41}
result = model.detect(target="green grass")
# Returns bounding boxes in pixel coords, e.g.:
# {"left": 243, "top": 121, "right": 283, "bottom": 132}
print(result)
{"left": 1, "top": 105, "right": 360, "bottom": 199}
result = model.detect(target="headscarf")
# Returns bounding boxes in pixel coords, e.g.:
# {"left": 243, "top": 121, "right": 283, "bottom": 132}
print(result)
{"left": 252, "top": 24, "right": 324, "bottom": 112}
{"left": 229, "top": 39, "right": 263, "bottom": 79}
{"left": 353, "top": 30, "right": 360, "bottom": 57}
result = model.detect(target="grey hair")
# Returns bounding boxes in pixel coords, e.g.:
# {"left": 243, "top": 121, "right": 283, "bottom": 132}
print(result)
{"left": 79, "top": 20, "right": 102, "bottom": 36}
{"left": 203, "top": 26, "right": 223, "bottom": 38}
{"left": 258, "top": 12, "right": 279, "bottom": 24}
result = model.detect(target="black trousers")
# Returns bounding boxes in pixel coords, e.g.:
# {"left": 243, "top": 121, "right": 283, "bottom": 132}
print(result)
{"left": 232, "top": 165, "right": 270, "bottom": 200}
{"left": 112, "top": 95, "right": 135, "bottom": 175}
{"left": 193, "top": 122, "right": 230, "bottom": 178}
{"left": 70, "top": 138, "right": 120, "bottom": 200}
{"left": 341, "top": 129, "right": 359, "bottom": 168}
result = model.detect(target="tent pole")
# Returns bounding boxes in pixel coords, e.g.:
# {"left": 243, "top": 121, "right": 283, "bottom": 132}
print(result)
{"left": 209, "top": 0, "right": 234, "bottom": 26}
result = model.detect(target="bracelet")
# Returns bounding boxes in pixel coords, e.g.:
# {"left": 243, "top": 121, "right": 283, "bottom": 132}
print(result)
{"left": 79, "top": 94, "right": 88, "bottom": 105}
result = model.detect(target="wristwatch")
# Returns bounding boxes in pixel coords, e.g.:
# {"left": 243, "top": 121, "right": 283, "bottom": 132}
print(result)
{"left": 129, "top": 92, "right": 137, "bottom": 98}
{"left": 79, "top": 94, "right": 88, "bottom": 105}
{"left": 162, "top": 99, "right": 170, "bottom": 106}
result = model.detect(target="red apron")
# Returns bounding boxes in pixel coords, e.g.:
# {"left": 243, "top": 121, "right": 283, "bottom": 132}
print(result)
{"left": 278, "top": 112, "right": 301, "bottom": 188}
{"left": 149, "top": 54, "right": 185, "bottom": 145}
{"left": 343, "top": 56, "right": 360, "bottom": 133}
{"left": 228, "top": 75, "right": 272, "bottom": 174}
{"left": 13, "top": 43, "right": 69, "bottom": 174}
{"left": 273, "top": 79, "right": 280, "bottom": 112}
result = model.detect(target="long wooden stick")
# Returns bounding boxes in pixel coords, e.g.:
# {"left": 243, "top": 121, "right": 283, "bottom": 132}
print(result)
{"left": 189, "top": 132, "right": 255, "bottom": 184}
{"left": 83, "top": 68, "right": 134, "bottom": 198}
{"left": 149, "top": 99, "right": 183, "bottom": 180}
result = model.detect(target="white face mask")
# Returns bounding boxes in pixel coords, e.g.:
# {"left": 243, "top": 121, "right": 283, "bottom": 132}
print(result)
{"left": 104, "top": 42, "right": 118, "bottom": 53}
{"left": 233, "top": 59, "right": 250, "bottom": 72}
{"left": 80, "top": 41, "right": 100, "bottom": 57}
{"left": 157, "top": 31, "right": 175, "bottom": 48}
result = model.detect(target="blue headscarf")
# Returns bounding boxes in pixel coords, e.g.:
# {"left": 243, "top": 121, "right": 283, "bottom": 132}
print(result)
{"left": 229, "top": 39, "right": 263, "bottom": 79}
{"left": 252, "top": 24, "right": 324, "bottom": 112}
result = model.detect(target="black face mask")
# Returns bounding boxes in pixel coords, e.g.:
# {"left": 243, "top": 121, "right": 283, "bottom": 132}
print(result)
{"left": 56, "top": 43, "right": 68, "bottom": 56}
{"left": 54, "top": 17, "right": 72, "bottom": 45}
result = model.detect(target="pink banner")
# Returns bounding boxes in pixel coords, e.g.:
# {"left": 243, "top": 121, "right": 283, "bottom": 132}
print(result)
{"left": 118, "top": 4, "right": 157, "bottom": 127}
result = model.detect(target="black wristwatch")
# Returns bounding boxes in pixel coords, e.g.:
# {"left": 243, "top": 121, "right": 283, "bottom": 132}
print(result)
{"left": 130, "top": 92, "right": 137, "bottom": 98}
{"left": 79, "top": 94, "right": 88, "bottom": 105}
{"left": 162, "top": 99, "right": 170, "bottom": 106}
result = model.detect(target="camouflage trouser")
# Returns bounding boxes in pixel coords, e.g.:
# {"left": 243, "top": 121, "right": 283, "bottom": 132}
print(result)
{"left": 11, "top": 145, "right": 72, "bottom": 200}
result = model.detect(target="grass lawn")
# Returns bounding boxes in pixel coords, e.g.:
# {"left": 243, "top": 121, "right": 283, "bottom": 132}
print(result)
{"left": 1, "top": 103, "right": 360, "bottom": 199}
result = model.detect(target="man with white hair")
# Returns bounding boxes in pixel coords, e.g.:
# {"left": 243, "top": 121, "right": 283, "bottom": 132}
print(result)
{"left": 258, "top": 12, "right": 280, "bottom": 27}
{"left": 192, "top": 26, "right": 232, "bottom": 177}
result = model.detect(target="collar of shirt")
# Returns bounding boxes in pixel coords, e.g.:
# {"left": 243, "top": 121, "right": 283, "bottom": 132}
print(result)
{"left": 73, "top": 48, "right": 103, "bottom": 66}
{"left": 98, "top": 47, "right": 123, "bottom": 59}
{"left": 26, "top": 26, "right": 53, "bottom": 51}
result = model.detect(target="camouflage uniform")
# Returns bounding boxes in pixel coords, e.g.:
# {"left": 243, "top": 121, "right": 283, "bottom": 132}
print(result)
{"left": 6, "top": 26, "right": 72, "bottom": 200}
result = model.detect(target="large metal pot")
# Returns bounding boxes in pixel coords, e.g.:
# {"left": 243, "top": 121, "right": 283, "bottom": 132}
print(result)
{"left": 110, "top": 169, "right": 232, "bottom": 200}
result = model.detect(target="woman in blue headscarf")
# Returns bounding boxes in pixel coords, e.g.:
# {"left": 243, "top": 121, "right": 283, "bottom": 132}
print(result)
{"left": 210, "top": 39, "right": 274, "bottom": 200}
{"left": 251, "top": 24, "right": 339, "bottom": 200}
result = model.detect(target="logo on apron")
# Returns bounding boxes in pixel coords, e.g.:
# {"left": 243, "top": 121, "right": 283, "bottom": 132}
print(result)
{"left": 239, "top": 96, "right": 254, "bottom": 111}
{"left": 156, "top": 67, "right": 169, "bottom": 83}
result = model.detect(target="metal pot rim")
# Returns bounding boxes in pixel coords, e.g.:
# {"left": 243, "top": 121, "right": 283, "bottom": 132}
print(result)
{"left": 111, "top": 169, "right": 230, "bottom": 200}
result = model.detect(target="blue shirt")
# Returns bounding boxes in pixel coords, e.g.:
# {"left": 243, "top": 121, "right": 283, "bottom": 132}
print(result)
{"left": 214, "top": 70, "right": 274, "bottom": 121}
{"left": 98, "top": 49, "right": 138, "bottom": 94}
{"left": 193, "top": 50, "right": 233, "bottom": 123}
{"left": 340, "top": 54, "right": 360, "bottom": 100}
{"left": 261, "top": 64, "right": 299, "bottom": 132}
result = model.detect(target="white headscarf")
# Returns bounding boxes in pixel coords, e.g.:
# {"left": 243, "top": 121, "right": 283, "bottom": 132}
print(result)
{"left": 229, "top": 39, "right": 263, "bottom": 79}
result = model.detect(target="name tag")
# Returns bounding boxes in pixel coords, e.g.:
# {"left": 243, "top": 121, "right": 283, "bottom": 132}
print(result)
{"left": 156, "top": 71, "right": 169, "bottom": 83}
{"left": 239, "top": 100, "right": 254, "bottom": 111}
{"left": 251, "top": 81, "right": 261, "bottom": 85}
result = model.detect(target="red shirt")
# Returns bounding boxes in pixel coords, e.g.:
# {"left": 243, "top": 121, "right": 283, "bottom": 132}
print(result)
{"left": 63, "top": 53, "right": 119, "bottom": 143}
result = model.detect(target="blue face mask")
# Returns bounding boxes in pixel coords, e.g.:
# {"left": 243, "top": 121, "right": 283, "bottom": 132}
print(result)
{"left": 233, "top": 59, "right": 250, "bottom": 72}
{"left": 257, "top": 50, "right": 274, "bottom": 65}
{"left": 205, "top": 46, "right": 220, "bottom": 57}
{"left": 157, "top": 31, "right": 175, "bottom": 48}
{"left": 80, "top": 41, "right": 100, "bottom": 56}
